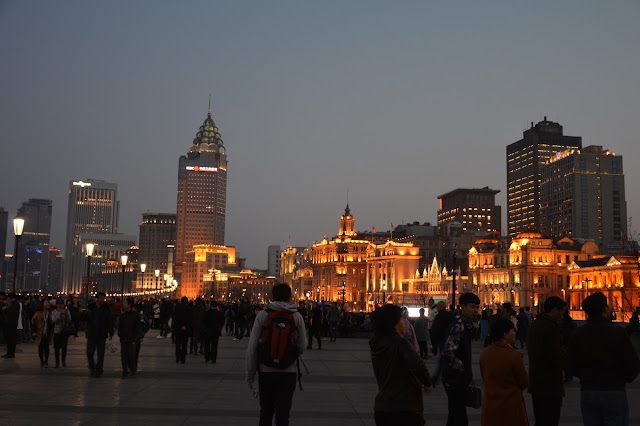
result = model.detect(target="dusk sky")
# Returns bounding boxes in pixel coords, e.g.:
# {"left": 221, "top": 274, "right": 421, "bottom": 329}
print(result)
{"left": 1, "top": 1, "right": 639, "bottom": 269}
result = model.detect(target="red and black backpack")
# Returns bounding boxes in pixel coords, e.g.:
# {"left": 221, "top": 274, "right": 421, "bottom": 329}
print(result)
{"left": 258, "top": 309, "right": 299, "bottom": 368}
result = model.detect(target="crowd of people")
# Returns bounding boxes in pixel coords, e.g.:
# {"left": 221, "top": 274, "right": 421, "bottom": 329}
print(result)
{"left": 3, "top": 287, "right": 640, "bottom": 426}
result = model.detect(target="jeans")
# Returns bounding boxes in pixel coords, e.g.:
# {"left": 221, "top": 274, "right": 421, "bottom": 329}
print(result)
{"left": 121, "top": 341, "right": 138, "bottom": 373}
{"left": 581, "top": 390, "right": 629, "bottom": 426}
{"left": 532, "top": 393, "right": 562, "bottom": 426}
{"left": 329, "top": 322, "right": 338, "bottom": 341}
{"left": 53, "top": 333, "right": 69, "bottom": 365}
{"left": 3, "top": 326, "right": 17, "bottom": 355}
{"left": 203, "top": 334, "right": 220, "bottom": 362}
{"left": 175, "top": 331, "right": 188, "bottom": 362}
{"left": 444, "top": 384, "right": 468, "bottom": 426}
{"left": 418, "top": 340, "right": 430, "bottom": 359}
{"left": 87, "top": 338, "right": 106, "bottom": 375}
{"left": 38, "top": 339, "right": 50, "bottom": 364}
{"left": 307, "top": 327, "right": 322, "bottom": 349}
{"left": 258, "top": 372, "right": 297, "bottom": 426}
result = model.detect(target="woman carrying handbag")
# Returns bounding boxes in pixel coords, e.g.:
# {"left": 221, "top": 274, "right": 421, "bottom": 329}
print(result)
{"left": 31, "top": 300, "right": 54, "bottom": 367}
{"left": 51, "top": 298, "right": 73, "bottom": 368}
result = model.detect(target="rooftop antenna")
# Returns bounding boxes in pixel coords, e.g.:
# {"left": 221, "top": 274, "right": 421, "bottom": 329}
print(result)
{"left": 208, "top": 94, "right": 212, "bottom": 116}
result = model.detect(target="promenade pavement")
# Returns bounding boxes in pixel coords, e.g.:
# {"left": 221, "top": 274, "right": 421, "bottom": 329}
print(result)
{"left": 1, "top": 330, "right": 639, "bottom": 426}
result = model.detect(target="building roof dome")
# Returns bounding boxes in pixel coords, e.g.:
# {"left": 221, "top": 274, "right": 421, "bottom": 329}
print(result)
{"left": 514, "top": 231, "right": 544, "bottom": 239}
{"left": 190, "top": 101, "right": 225, "bottom": 153}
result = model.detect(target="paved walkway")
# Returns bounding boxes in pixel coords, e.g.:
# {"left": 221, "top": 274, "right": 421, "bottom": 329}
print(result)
{"left": 0, "top": 331, "right": 638, "bottom": 425}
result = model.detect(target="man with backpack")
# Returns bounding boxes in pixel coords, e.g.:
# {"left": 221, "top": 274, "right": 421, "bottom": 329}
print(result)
{"left": 246, "top": 284, "right": 307, "bottom": 426}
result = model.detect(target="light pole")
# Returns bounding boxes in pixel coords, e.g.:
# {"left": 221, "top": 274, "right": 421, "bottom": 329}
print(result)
{"left": 451, "top": 243, "right": 458, "bottom": 309}
{"left": 140, "top": 263, "right": 146, "bottom": 294}
{"left": 85, "top": 243, "right": 94, "bottom": 301}
{"left": 120, "top": 254, "right": 128, "bottom": 295}
{"left": 155, "top": 269, "right": 160, "bottom": 292}
{"left": 12, "top": 217, "right": 24, "bottom": 293}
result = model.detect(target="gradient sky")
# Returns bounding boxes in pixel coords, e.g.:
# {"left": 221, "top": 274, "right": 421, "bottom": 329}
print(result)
{"left": 1, "top": 1, "right": 639, "bottom": 269}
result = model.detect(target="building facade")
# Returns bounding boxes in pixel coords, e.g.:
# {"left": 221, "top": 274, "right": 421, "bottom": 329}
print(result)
{"left": 64, "top": 179, "right": 120, "bottom": 293}
{"left": 47, "top": 247, "right": 64, "bottom": 293}
{"left": 16, "top": 199, "right": 52, "bottom": 291}
{"left": 468, "top": 232, "right": 599, "bottom": 308}
{"left": 540, "top": 145, "right": 627, "bottom": 249}
{"left": 176, "top": 103, "right": 228, "bottom": 270}
{"left": 180, "top": 244, "right": 237, "bottom": 299}
{"left": 438, "top": 187, "right": 501, "bottom": 235}
{"left": 267, "top": 245, "right": 281, "bottom": 278}
{"left": 138, "top": 213, "right": 176, "bottom": 291}
{"left": 507, "top": 118, "right": 582, "bottom": 236}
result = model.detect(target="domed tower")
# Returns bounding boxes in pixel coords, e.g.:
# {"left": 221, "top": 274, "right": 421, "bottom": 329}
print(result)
{"left": 339, "top": 204, "right": 356, "bottom": 237}
{"left": 176, "top": 99, "right": 228, "bottom": 269}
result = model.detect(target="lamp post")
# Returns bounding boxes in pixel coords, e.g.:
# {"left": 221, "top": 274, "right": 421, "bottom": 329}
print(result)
{"left": 155, "top": 269, "right": 160, "bottom": 292}
{"left": 120, "top": 254, "right": 128, "bottom": 295}
{"left": 85, "top": 243, "right": 94, "bottom": 301}
{"left": 451, "top": 243, "right": 458, "bottom": 309}
{"left": 12, "top": 217, "right": 24, "bottom": 293}
{"left": 140, "top": 263, "right": 146, "bottom": 294}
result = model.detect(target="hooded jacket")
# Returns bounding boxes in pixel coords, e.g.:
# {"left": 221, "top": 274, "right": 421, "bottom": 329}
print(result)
{"left": 245, "top": 302, "right": 307, "bottom": 382}
{"left": 370, "top": 333, "right": 432, "bottom": 414}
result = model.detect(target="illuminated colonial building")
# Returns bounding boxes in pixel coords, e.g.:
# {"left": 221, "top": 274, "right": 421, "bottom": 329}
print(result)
{"left": 176, "top": 101, "right": 228, "bottom": 273}
{"left": 312, "top": 205, "right": 369, "bottom": 309}
{"left": 468, "top": 232, "right": 598, "bottom": 308}
{"left": 365, "top": 241, "right": 421, "bottom": 309}
{"left": 206, "top": 268, "right": 276, "bottom": 304}
{"left": 409, "top": 257, "right": 470, "bottom": 306}
{"left": 568, "top": 254, "right": 640, "bottom": 321}
{"left": 138, "top": 213, "right": 176, "bottom": 291}
{"left": 280, "top": 246, "right": 313, "bottom": 299}
{"left": 540, "top": 145, "right": 627, "bottom": 249}
{"left": 507, "top": 118, "right": 582, "bottom": 236}
{"left": 438, "top": 187, "right": 501, "bottom": 235}
{"left": 180, "top": 244, "right": 236, "bottom": 299}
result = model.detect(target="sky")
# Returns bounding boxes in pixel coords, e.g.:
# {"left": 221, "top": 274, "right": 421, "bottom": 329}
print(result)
{"left": 1, "top": 1, "right": 639, "bottom": 269}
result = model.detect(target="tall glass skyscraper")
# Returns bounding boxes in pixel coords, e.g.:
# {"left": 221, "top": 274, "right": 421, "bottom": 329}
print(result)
{"left": 17, "top": 199, "right": 52, "bottom": 291}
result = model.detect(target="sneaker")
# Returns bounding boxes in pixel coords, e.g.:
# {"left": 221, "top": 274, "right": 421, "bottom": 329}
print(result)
{"left": 156, "top": 335, "right": 164, "bottom": 339}
{"left": 233, "top": 338, "right": 239, "bottom": 341}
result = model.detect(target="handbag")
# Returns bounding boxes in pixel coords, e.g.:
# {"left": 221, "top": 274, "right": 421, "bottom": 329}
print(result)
{"left": 63, "top": 321, "right": 75, "bottom": 336}
{"left": 465, "top": 381, "right": 482, "bottom": 409}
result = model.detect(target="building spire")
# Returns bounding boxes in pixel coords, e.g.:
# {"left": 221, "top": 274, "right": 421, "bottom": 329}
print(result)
{"left": 208, "top": 94, "right": 212, "bottom": 116}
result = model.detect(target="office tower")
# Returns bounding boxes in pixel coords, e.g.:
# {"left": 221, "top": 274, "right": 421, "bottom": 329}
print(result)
{"left": 540, "top": 145, "right": 627, "bottom": 248}
{"left": 437, "top": 187, "right": 501, "bottom": 235}
{"left": 0, "top": 207, "right": 7, "bottom": 291}
{"left": 138, "top": 213, "right": 176, "bottom": 290}
{"left": 507, "top": 118, "right": 582, "bottom": 236}
{"left": 47, "top": 247, "right": 64, "bottom": 293}
{"left": 64, "top": 179, "right": 120, "bottom": 293}
{"left": 16, "top": 199, "right": 53, "bottom": 291}
{"left": 176, "top": 102, "right": 228, "bottom": 267}
{"left": 267, "top": 245, "right": 281, "bottom": 278}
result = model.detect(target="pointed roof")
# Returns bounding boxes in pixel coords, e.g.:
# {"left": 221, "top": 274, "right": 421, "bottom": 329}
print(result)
{"left": 190, "top": 100, "right": 225, "bottom": 153}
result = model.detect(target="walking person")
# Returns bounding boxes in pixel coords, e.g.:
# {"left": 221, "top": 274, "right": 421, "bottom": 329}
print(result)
{"left": 526, "top": 296, "right": 567, "bottom": 426}
{"left": 442, "top": 292, "right": 481, "bottom": 426}
{"left": 327, "top": 302, "right": 341, "bottom": 343}
{"left": 401, "top": 307, "right": 419, "bottom": 353}
{"left": 307, "top": 302, "right": 323, "bottom": 350}
{"left": 479, "top": 318, "right": 529, "bottom": 426}
{"left": 51, "top": 298, "right": 72, "bottom": 368}
{"left": 118, "top": 298, "right": 140, "bottom": 378}
{"left": 86, "top": 292, "right": 114, "bottom": 378}
{"left": 568, "top": 292, "right": 640, "bottom": 426}
{"left": 413, "top": 308, "right": 430, "bottom": 359}
{"left": 31, "top": 300, "right": 54, "bottom": 367}
{"left": 191, "top": 298, "right": 206, "bottom": 355}
{"left": 516, "top": 308, "right": 529, "bottom": 349}
{"left": 172, "top": 296, "right": 191, "bottom": 364}
{"left": 1, "top": 293, "right": 20, "bottom": 358}
{"left": 203, "top": 301, "right": 224, "bottom": 363}
{"left": 246, "top": 284, "right": 307, "bottom": 426}
{"left": 559, "top": 309, "right": 577, "bottom": 383}
{"left": 224, "top": 305, "right": 236, "bottom": 336}
{"left": 370, "top": 304, "right": 433, "bottom": 426}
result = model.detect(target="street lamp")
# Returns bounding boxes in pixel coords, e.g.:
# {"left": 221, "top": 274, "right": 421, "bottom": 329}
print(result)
{"left": 12, "top": 217, "right": 24, "bottom": 293}
{"left": 452, "top": 243, "right": 457, "bottom": 309}
{"left": 155, "top": 269, "right": 160, "bottom": 292}
{"left": 120, "top": 254, "right": 128, "bottom": 295}
{"left": 85, "top": 243, "right": 95, "bottom": 301}
{"left": 140, "top": 263, "right": 146, "bottom": 293}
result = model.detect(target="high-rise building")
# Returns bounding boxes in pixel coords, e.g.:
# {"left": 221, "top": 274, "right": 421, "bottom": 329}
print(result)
{"left": 138, "top": 213, "right": 176, "bottom": 290}
{"left": 16, "top": 199, "right": 52, "bottom": 291}
{"left": 507, "top": 118, "right": 582, "bottom": 236}
{"left": 540, "top": 145, "right": 627, "bottom": 248}
{"left": 47, "top": 247, "right": 64, "bottom": 293}
{"left": 64, "top": 179, "right": 120, "bottom": 293}
{"left": 267, "top": 245, "right": 281, "bottom": 278}
{"left": 176, "top": 102, "right": 228, "bottom": 275}
{"left": 438, "top": 187, "right": 501, "bottom": 235}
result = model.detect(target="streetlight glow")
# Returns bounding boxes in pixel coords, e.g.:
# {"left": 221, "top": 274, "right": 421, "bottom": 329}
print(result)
{"left": 13, "top": 217, "right": 25, "bottom": 236}
{"left": 140, "top": 263, "right": 147, "bottom": 273}
{"left": 85, "top": 243, "right": 95, "bottom": 257}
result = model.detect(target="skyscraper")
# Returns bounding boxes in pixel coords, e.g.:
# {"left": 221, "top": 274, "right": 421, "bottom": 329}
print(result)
{"left": 64, "top": 179, "right": 120, "bottom": 293}
{"left": 47, "top": 247, "right": 64, "bottom": 293}
{"left": 138, "top": 213, "right": 176, "bottom": 290}
{"left": 176, "top": 102, "right": 228, "bottom": 270}
{"left": 507, "top": 118, "right": 582, "bottom": 236}
{"left": 540, "top": 145, "right": 627, "bottom": 249}
{"left": 267, "top": 245, "right": 281, "bottom": 278}
{"left": 437, "top": 187, "right": 502, "bottom": 235}
{"left": 16, "top": 199, "right": 53, "bottom": 291}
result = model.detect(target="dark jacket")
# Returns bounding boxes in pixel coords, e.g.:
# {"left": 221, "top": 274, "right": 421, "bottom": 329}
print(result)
{"left": 442, "top": 315, "right": 474, "bottom": 387}
{"left": 192, "top": 303, "right": 206, "bottom": 331}
{"left": 172, "top": 302, "right": 192, "bottom": 333}
{"left": 568, "top": 317, "right": 640, "bottom": 391}
{"left": 2, "top": 300, "right": 20, "bottom": 328}
{"left": 86, "top": 303, "right": 114, "bottom": 341}
{"left": 204, "top": 308, "right": 224, "bottom": 337}
{"left": 526, "top": 312, "right": 566, "bottom": 396}
{"left": 118, "top": 310, "right": 141, "bottom": 343}
{"left": 370, "top": 334, "right": 432, "bottom": 414}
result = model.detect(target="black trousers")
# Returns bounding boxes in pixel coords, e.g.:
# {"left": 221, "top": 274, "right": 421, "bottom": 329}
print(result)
{"left": 418, "top": 340, "right": 430, "bottom": 359}
{"left": 375, "top": 411, "right": 425, "bottom": 426}
{"left": 54, "top": 333, "right": 69, "bottom": 365}
{"left": 203, "top": 334, "right": 220, "bottom": 362}
{"left": 175, "top": 331, "right": 188, "bottom": 362}
{"left": 307, "top": 327, "right": 321, "bottom": 349}
{"left": 87, "top": 338, "right": 106, "bottom": 374}
{"left": 38, "top": 339, "right": 50, "bottom": 364}
{"left": 532, "top": 393, "right": 562, "bottom": 426}
{"left": 3, "top": 326, "right": 17, "bottom": 356}
{"left": 121, "top": 341, "right": 138, "bottom": 373}
{"left": 258, "top": 372, "right": 297, "bottom": 426}
{"left": 444, "top": 384, "right": 468, "bottom": 426}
